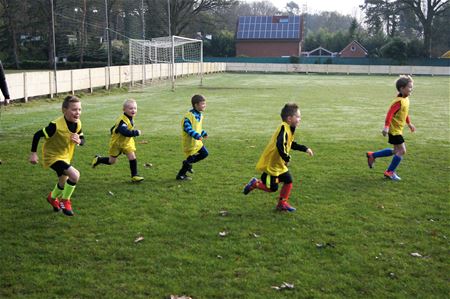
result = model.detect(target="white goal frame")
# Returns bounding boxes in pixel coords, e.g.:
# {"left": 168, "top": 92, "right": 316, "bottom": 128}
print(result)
{"left": 129, "top": 35, "right": 203, "bottom": 90}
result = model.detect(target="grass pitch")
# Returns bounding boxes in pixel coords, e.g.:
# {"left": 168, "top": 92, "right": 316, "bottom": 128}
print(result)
{"left": 0, "top": 73, "right": 449, "bottom": 298}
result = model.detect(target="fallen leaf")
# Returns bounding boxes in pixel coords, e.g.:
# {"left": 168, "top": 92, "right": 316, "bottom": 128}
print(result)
{"left": 219, "top": 231, "right": 228, "bottom": 237}
{"left": 0, "top": 160, "right": 2, "bottom": 164}
{"left": 251, "top": 233, "right": 260, "bottom": 238}
{"left": 410, "top": 252, "right": 422, "bottom": 257}
{"left": 217, "top": 255, "right": 223, "bottom": 259}
{"left": 108, "top": 191, "right": 114, "bottom": 196}
{"left": 219, "top": 210, "right": 228, "bottom": 216}
{"left": 137, "top": 140, "right": 149, "bottom": 144}
{"left": 144, "top": 162, "right": 153, "bottom": 168}
{"left": 271, "top": 282, "right": 294, "bottom": 291}
{"left": 170, "top": 295, "right": 192, "bottom": 299}
{"left": 316, "top": 242, "right": 335, "bottom": 249}
{"left": 134, "top": 236, "right": 144, "bottom": 243}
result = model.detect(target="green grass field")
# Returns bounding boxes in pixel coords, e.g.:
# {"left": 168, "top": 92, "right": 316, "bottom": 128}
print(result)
{"left": 0, "top": 73, "right": 449, "bottom": 298}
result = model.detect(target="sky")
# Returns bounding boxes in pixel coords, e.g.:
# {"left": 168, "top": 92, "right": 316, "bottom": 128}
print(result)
{"left": 246, "top": 0, "right": 365, "bottom": 16}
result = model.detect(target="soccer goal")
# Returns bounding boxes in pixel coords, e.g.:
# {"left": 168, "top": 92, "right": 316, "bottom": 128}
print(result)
{"left": 129, "top": 35, "right": 203, "bottom": 91}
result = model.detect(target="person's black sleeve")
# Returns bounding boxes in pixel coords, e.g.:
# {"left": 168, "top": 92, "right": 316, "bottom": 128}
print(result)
{"left": 31, "top": 123, "right": 56, "bottom": 152}
{"left": 276, "top": 126, "right": 291, "bottom": 163}
{"left": 0, "top": 61, "right": 10, "bottom": 100}
{"left": 117, "top": 121, "right": 140, "bottom": 137}
{"left": 291, "top": 142, "right": 308, "bottom": 152}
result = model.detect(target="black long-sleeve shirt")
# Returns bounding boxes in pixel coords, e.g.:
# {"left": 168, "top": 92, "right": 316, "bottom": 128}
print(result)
{"left": 31, "top": 118, "right": 85, "bottom": 152}
{"left": 111, "top": 113, "right": 140, "bottom": 137}
{"left": 0, "top": 61, "right": 10, "bottom": 100}
{"left": 276, "top": 125, "right": 308, "bottom": 163}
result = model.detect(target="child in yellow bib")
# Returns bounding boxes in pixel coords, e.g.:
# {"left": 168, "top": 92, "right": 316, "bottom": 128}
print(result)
{"left": 29, "top": 96, "right": 84, "bottom": 216}
{"left": 243, "top": 103, "right": 314, "bottom": 212}
{"left": 366, "top": 75, "right": 416, "bottom": 181}
{"left": 176, "top": 95, "right": 209, "bottom": 180}
{"left": 92, "top": 99, "right": 144, "bottom": 182}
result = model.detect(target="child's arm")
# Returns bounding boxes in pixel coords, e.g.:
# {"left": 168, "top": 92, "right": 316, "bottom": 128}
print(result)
{"left": 183, "top": 118, "right": 203, "bottom": 140}
{"left": 406, "top": 115, "right": 416, "bottom": 132}
{"left": 29, "top": 123, "right": 56, "bottom": 164}
{"left": 275, "top": 127, "right": 291, "bottom": 162}
{"left": 383, "top": 101, "right": 401, "bottom": 136}
{"left": 71, "top": 133, "right": 83, "bottom": 145}
{"left": 117, "top": 121, "right": 141, "bottom": 137}
{"left": 292, "top": 142, "right": 314, "bottom": 156}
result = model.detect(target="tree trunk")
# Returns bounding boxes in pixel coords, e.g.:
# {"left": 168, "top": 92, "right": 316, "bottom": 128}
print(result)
{"left": 1, "top": 0, "right": 21, "bottom": 68}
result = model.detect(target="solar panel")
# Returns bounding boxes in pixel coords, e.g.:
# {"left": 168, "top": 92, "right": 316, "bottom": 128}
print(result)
{"left": 236, "top": 15, "right": 302, "bottom": 40}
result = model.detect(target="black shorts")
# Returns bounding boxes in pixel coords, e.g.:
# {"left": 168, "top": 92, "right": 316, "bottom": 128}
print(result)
{"left": 388, "top": 134, "right": 405, "bottom": 145}
{"left": 50, "top": 160, "right": 71, "bottom": 177}
{"left": 260, "top": 171, "right": 293, "bottom": 192}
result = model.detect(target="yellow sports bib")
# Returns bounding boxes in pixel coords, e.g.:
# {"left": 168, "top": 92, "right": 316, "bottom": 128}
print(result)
{"left": 109, "top": 114, "right": 136, "bottom": 155}
{"left": 181, "top": 111, "right": 203, "bottom": 157}
{"left": 42, "top": 116, "right": 81, "bottom": 168}
{"left": 256, "top": 122, "right": 294, "bottom": 176}
{"left": 389, "top": 96, "right": 410, "bottom": 135}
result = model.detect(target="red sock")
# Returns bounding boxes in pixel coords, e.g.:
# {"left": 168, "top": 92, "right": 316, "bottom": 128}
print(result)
{"left": 256, "top": 180, "right": 273, "bottom": 192}
{"left": 279, "top": 183, "right": 293, "bottom": 200}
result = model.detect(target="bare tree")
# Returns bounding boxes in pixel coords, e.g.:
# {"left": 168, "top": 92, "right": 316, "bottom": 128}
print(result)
{"left": 146, "top": 0, "right": 236, "bottom": 36}
{"left": 399, "top": 0, "right": 449, "bottom": 57}
{"left": 0, "top": 0, "right": 25, "bottom": 68}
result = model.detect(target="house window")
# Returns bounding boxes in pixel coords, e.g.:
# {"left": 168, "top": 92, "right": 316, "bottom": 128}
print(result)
{"left": 351, "top": 45, "right": 356, "bottom": 52}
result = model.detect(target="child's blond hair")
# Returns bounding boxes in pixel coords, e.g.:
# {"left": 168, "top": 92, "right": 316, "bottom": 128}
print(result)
{"left": 123, "top": 98, "right": 136, "bottom": 108}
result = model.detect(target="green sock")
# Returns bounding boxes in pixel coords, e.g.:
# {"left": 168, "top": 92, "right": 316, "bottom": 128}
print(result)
{"left": 61, "top": 182, "right": 76, "bottom": 200}
{"left": 51, "top": 184, "right": 64, "bottom": 199}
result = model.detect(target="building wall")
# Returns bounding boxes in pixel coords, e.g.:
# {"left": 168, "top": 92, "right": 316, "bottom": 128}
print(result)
{"left": 236, "top": 41, "right": 301, "bottom": 57}
{"left": 340, "top": 43, "right": 367, "bottom": 58}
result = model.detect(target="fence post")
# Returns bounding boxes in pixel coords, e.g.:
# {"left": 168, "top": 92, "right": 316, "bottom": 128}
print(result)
{"left": 118, "top": 65, "right": 121, "bottom": 88}
{"left": 23, "top": 72, "right": 28, "bottom": 102}
{"left": 89, "top": 69, "right": 93, "bottom": 93}
{"left": 49, "top": 71, "right": 53, "bottom": 98}
{"left": 71, "top": 70, "right": 74, "bottom": 95}
{"left": 105, "top": 67, "right": 109, "bottom": 90}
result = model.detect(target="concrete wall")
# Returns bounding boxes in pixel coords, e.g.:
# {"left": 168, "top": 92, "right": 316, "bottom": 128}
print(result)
{"left": 225, "top": 63, "right": 450, "bottom": 76}
{"left": 2, "top": 62, "right": 447, "bottom": 103}
{"left": 1, "top": 62, "right": 226, "bottom": 103}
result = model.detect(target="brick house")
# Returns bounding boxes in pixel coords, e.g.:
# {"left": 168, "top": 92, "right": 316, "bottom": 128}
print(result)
{"left": 339, "top": 40, "right": 368, "bottom": 58}
{"left": 235, "top": 15, "right": 303, "bottom": 57}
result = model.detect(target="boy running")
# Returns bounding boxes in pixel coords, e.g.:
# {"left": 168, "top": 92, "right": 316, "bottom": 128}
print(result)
{"left": 91, "top": 99, "right": 144, "bottom": 182}
{"left": 176, "top": 94, "right": 208, "bottom": 180}
{"left": 366, "top": 75, "right": 416, "bottom": 181}
{"left": 243, "top": 103, "right": 313, "bottom": 212}
{"left": 29, "top": 95, "right": 84, "bottom": 216}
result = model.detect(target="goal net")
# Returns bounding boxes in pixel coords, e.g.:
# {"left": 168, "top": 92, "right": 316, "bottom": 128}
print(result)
{"left": 129, "top": 35, "right": 203, "bottom": 90}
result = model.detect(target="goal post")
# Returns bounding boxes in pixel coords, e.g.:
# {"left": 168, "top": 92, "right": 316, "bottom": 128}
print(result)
{"left": 129, "top": 35, "right": 203, "bottom": 90}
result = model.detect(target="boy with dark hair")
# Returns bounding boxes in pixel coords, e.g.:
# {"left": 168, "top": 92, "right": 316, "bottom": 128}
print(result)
{"left": 366, "top": 75, "right": 416, "bottom": 181}
{"left": 176, "top": 94, "right": 208, "bottom": 180}
{"left": 243, "top": 103, "right": 313, "bottom": 212}
{"left": 29, "top": 95, "right": 84, "bottom": 216}
{"left": 91, "top": 99, "right": 144, "bottom": 182}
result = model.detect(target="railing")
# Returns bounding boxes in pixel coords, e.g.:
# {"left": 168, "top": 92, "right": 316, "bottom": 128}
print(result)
{"left": 1, "top": 62, "right": 226, "bottom": 102}
{"left": 1, "top": 61, "right": 448, "bottom": 103}
{"left": 225, "top": 63, "right": 450, "bottom": 76}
